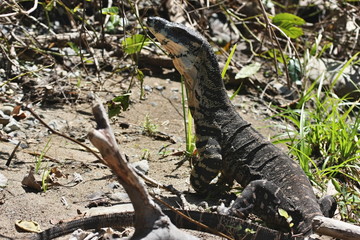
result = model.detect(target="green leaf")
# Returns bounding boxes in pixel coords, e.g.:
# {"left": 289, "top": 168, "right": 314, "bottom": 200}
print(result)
{"left": 278, "top": 208, "right": 293, "bottom": 227}
{"left": 288, "top": 58, "right": 302, "bottom": 83}
{"left": 137, "top": 69, "right": 144, "bottom": 81}
{"left": 122, "top": 34, "right": 149, "bottom": 54}
{"left": 278, "top": 208, "right": 289, "bottom": 218}
{"left": 101, "top": 7, "right": 119, "bottom": 15}
{"left": 281, "top": 26, "right": 303, "bottom": 39}
{"left": 331, "top": 178, "right": 342, "bottom": 193}
{"left": 272, "top": 13, "right": 305, "bottom": 26}
{"left": 272, "top": 13, "right": 305, "bottom": 39}
{"left": 108, "top": 93, "right": 131, "bottom": 118}
{"left": 235, "top": 62, "right": 261, "bottom": 79}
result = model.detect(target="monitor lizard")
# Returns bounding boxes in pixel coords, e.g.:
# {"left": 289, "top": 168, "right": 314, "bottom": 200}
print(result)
{"left": 147, "top": 17, "right": 336, "bottom": 238}
{"left": 31, "top": 210, "right": 291, "bottom": 240}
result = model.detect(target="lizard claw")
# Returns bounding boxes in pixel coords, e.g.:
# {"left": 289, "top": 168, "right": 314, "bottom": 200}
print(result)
{"left": 216, "top": 201, "right": 248, "bottom": 219}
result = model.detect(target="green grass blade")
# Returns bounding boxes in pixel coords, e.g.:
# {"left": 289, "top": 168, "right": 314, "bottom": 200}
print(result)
{"left": 331, "top": 52, "right": 360, "bottom": 90}
{"left": 221, "top": 44, "right": 237, "bottom": 79}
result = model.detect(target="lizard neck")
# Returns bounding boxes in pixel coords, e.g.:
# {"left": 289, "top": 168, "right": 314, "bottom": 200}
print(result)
{"left": 146, "top": 16, "right": 239, "bottom": 135}
{"left": 182, "top": 45, "right": 235, "bottom": 128}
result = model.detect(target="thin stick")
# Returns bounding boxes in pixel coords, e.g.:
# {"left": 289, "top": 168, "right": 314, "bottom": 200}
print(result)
{"left": 24, "top": 105, "right": 105, "bottom": 164}
{"left": 152, "top": 194, "right": 234, "bottom": 240}
{"left": 6, "top": 141, "right": 20, "bottom": 166}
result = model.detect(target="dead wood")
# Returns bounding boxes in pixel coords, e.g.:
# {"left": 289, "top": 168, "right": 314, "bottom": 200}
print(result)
{"left": 87, "top": 100, "right": 198, "bottom": 240}
{"left": 313, "top": 216, "right": 360, "bottom": 240}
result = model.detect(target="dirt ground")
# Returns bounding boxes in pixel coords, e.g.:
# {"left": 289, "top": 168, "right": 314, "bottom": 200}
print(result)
{"left": 0, "top": 74, "right": 285, "bottom": 240}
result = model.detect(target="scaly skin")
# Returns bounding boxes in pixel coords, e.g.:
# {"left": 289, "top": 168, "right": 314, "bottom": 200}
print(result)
{"left": 30, "top": 210, "right": 290, "bottom": 240}
{"left": 147, "top": 16, "right": 326, "bottom": 237}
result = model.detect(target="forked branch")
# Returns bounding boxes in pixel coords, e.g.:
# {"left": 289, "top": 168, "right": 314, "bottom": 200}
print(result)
{"left": 88, "top": 100, "right": 198, "bottom": 240}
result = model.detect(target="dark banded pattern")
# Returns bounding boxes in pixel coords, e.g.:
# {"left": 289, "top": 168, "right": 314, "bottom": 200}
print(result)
{"left": 31, "top": 210, "right": 291, "bottom": 240}
{"left": 147, "top": 17, "right": 335, "bottom": 238}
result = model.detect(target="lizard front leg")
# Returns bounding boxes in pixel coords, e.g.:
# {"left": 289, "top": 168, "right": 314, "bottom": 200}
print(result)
{"left": 228, "top": 180, "right": 304, "bottom": 234}
{"left": 190, "top": 137, "right": 229, "bottom": 194}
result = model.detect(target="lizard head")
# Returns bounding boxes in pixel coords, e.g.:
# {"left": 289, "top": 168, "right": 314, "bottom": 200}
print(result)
{"left": 147, "top": 17, "right": 208, "bottom": 108}
{"left": 147, "top": 17, "right": 225, "bottom": 110}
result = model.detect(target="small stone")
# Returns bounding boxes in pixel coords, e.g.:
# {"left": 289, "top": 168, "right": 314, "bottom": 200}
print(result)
{"left": 86, "top": 191, "right": 105, "bottom": 201}
{"left": 155, "top": 85, "right": 165, "bottom": 91}
{"left": 1, "top": 105, "right": 14, "bottom": 115}
{"left": 48, "top": 120, "right": 59, "bottom": 130}
{"left": 5, "top": 88, "right": 14, "bottom": 95}
{"left": 72, "top": 173, "right": 83, "bottom": 183}
{"left": 87, "top": 91, "right": 95, "bottom": 100}
{"left": 273, "top": 83, "right": 291, "bottom": 95}
{"left": 0, "top": 173, "right": 8, "bottom": 188}
{"left": 48, "top": 119, "right": 66, "bottom": 131}
{"left": 3, "top": 118, "right": 21, "bottom": 133}
{"left": 152, "top": 188, "right": 161, "bottom": 195}
{"left": 144, "top": 85, "right": 152, "bottom": 92}
{"left": 130, "top": 160, "right": 149, "bottom": 175}
{"left": 0, "top": 110, "right": 10, "bottom": 126}
{"left": 22, "top": 119, "right": 36, "bottom": 129}
{"left": 108, "top": 181, "right": 121, "bottom": 189}
{"left": 8, "top": 130, "right": 26, "bottom": 139}
{"left": 106, "top": 192, "right": 130, "bottom": 202}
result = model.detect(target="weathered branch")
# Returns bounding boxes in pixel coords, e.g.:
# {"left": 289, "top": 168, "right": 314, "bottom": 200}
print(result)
{"left": 313, "top": 216, "right": 360, "bottom": 240}
{"left": 0, "top": 0, "right": 38, "bottom": 18}
{"left": 88, "top": 100, "right": 198, "bottom": 240}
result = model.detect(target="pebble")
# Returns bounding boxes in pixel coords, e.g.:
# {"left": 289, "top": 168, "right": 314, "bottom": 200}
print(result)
{"left": 151, "top": 188, "right": 161, "bottom": 195}
{"left": 48, "top": 119, "right": 66, "bottom": 131}
{"left": 0, "top": 110, "right": 10, "bottom": 126}
{"left": 306, "top": 57, "right": 360, "bottom": 98}
{"left": 22, "top": 119, "right": 36, "bottom": 129}
{"left": 108, "top": 181, "right": 121, "bottom": 189}
{"left": 87, "top": 91, "right": 96, "bottom": 100}
{"left": 0, "top": 173, "right": 8, "bottom": 188}
{"left": 155, "top": 85, "right": 165, "bottom": 91}
{"left": 144, "top": 85, "right": 152, "bottom": 92}
{"left": 130, "top": 160, "right": 149, "bottom": 175}
{"left": 5, "top": 88, "right": 14, "bottom": 95}
{"left": 8, "top": 130, "right": 26, "bottom": 140}
{"left": 1, "top": 105, "right": 14, "bottom": 115}
{"left": 72, "top": 172, "right": 83, "bottom": 183}
{"left": 48, "top": 120, "right": 59, "bottom": 131}
{"left": 3, "top": 117, "right": 21, "bottom": 133}
{"left": 273, "top": 82, "right": 291, "bottom": 95}
{"left": 106, "top": 192, "right": 130, "bottom": 202}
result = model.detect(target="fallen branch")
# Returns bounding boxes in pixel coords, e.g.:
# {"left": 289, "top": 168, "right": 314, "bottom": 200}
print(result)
{"left": 313, "top": 216, "right": 360, "bottom": 240}
{"left": 0, "top": 0, "right": 38, "bottom": 18}
{"left": 87, "top": 100, "right": 199, "bottom": 240}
